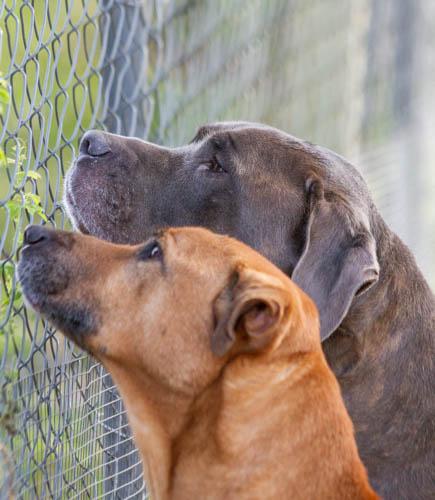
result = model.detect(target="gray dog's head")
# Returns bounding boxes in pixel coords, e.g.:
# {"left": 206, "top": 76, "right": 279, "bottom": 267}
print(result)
{"left": 65, "top": 121, "right": 380, "bottom": 341}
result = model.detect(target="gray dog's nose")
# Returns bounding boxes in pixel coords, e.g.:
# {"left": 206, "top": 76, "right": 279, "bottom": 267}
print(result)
{"left": 23, "top": 225, "right": 52, "bottom": 246}
{"left": 80, "top": 130, "right": 111, "bottom": 157}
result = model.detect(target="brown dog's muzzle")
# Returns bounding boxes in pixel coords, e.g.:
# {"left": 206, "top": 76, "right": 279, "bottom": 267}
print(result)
{"left": 18, "top": 225, "right": 98, "bottom": 346}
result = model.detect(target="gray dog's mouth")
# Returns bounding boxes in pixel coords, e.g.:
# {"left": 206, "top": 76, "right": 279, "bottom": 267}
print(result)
{"left": 64, "top": 173, "right": 91, "bottom": 236}
{"left": 64, "top": 161, "right": 135, "bottom": 244}
{"left": 64, "top": 186, "right": 90, "bottom": 235}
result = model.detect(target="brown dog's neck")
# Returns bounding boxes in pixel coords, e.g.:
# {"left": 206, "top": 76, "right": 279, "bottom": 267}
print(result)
{"left": 211, "top": 350, "right": 320, "bottom": 451}
{"left": 108, "top": 348, "right": 375, "bottom": 500}
{"left": 104, "top": 363, "right": 194, "bottom": 500}
{"left": 104, "top": 352, "right": 306, "bottom": 499}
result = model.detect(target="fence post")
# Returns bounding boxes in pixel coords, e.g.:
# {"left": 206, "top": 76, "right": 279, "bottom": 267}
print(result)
{"left": 99, "top": 1, "right": 149, "bottom": 497}
{"left": 100, "top": 0, "right": 149, "bottom": 137}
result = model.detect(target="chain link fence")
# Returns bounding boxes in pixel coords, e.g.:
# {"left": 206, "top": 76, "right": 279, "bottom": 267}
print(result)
{"left": 1, "top": 0, "right": 434, "bottom": 498}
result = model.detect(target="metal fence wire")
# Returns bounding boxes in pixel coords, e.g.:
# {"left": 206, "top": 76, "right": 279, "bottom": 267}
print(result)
{"left": 0, "top": 0, "right": 434, "bottom": 498}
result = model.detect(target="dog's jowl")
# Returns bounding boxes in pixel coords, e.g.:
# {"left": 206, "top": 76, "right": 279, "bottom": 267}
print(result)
{"left": 65, "top": 122, "right": 435, "bottom": 499}
{"left": 19, "top": 225, "right": 378, "bottom": 500}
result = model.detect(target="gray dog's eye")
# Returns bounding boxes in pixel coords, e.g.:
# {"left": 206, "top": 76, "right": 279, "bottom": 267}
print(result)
{"left": 138, "top": 240, "right": 162, "bottom": 261}
{"left": 197, "top": 157, "right": 226, "bottom": 174}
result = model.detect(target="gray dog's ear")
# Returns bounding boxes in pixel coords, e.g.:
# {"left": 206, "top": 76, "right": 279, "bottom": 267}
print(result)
{"left": 292, "top": 178, "right": 379, "bottom": 341}
{"left": 211, "top": 266, "right": 291, "bottom": 357}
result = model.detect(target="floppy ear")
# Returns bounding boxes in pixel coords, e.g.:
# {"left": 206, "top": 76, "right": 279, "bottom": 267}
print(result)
{"left": 211, "top": 267, "right": 290, "bottom": 357}
{"left": 292, "top": 178, "right": 379, "bottom": 341}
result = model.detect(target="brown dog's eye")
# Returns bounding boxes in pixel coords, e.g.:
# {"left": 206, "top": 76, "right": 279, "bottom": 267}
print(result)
{"left": 197, "top": 157, "right": 226, "bottom": 174}
{"left": 138, "top": 240, "right": 162, "bottom": 261}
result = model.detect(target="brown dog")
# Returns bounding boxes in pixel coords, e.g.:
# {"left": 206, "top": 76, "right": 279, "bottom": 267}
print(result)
{"left": 18, "top": 225, "right": 378, "bottom": 499}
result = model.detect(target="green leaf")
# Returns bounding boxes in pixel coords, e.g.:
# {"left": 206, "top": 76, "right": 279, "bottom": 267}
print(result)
{"left": 14, "top": 170, "right": 41, "bottom": 187}
{"left": 35, "top": 207, "right": 48, "bottom": 221}
{"left": 38, "top": 211, "right": 48, "bottom": 222}
{"left": 27, "top": 170, "right": 41, "bottom": 180}
{"left": 6, "top": 199, "right": 23, "bottom": 222}
{"left": 0, "top": 87, "right": 10, "bottom": 104}
{"left": 14, "top": 171, "right": 26, "bottom": 186}
{"left": 24, "top": 192, "right": 41, "bottom": 204}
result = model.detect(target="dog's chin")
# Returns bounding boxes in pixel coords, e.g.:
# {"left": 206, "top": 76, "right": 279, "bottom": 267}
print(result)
{"left": 22, "top": 289, "right": 98, "bottom": 352}
{"left": 21, "top": 287, "right": 48, "bottom": 313}
{"left": 72, "top": 217, "right": 91, "bottom": 237}
{"left": 64, "top": 186, "right": 122, "bottom": 243}
{"left": 64, "top": 183, "right": 90, "bottom": 236}
{"left": 44, "top": 300, "right": 98, "bottom": 351}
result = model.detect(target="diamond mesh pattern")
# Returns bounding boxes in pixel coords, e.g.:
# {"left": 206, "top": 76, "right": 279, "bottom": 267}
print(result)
{"left": 1, "top": 0, "right": 434, "bottom": 498}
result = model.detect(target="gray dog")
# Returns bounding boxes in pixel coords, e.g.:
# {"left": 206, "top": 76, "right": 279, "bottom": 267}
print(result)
{"left": 65, "top": 122, "right": 434, "bottom": 499}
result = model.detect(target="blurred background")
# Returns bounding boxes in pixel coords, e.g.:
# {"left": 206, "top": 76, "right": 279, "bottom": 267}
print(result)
{"left": 1, "top": 0, "right": 434, "bottom": 498}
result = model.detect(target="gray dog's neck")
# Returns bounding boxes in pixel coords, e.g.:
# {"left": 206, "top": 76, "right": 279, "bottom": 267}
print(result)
{"left": 325, "top": 212, "right": 434, "bottom": 477}
{"left": 371, "top": 213, "right": 435, "bottom": 333}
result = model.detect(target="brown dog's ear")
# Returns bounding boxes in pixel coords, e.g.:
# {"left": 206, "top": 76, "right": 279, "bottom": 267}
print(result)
{"left": 292, "top": 178, "right": 379, "bottom": 342}
{"left": 211, "top": 267, "right": 289, "bottom": 357}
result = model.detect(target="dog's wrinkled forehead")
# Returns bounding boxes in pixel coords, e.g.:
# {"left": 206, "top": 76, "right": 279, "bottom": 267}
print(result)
{"left": 186, "top": 121, "right": 303, "bottom": 177}
{"left": 189, "top": 122, "right": 372, "bottom": 201}
{"left": 191, "top": 121, "right": 289, "bottom": 143}
{"left": 190, "top": 121, "right": 271, "bottom": 142}
{"left": 189, "top": 121, "right": 291, "bottom": 145}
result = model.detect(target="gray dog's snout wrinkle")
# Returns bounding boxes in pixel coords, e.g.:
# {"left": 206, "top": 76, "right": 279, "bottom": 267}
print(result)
{"left": 80, "top": 130, "right": 111, "bottom": 157}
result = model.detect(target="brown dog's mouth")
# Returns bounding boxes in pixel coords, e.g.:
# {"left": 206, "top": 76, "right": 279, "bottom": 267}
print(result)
{"left": 18, "top": 245, "right": 70, "bottom": 308}
{"left": 18, "top": 239, "right": 99, "bottom": 345}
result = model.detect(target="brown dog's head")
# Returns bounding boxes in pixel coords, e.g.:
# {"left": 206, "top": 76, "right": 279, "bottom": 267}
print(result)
{"left": 65, "top": 122, "right": 380, "bottom": 342}
{"left": 18, "top": 225, "right": 319, "bottom": 396}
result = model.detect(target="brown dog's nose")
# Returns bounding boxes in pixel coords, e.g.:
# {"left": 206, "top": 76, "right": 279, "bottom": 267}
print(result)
{"left": 79, "top": 130, "right": 111, "bottom": 157}
{"left": 23, "top": 225, "right": 53, "bottom": 246}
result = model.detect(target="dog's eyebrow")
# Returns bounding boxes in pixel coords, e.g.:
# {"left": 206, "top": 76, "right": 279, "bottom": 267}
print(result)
{"left": 189, "top": 126, "right": 211, "bottom": 144}
{"left": 153, "top": 228, "right": 167, "bottom": 239}
{"left": 163, "top": 229, "right": 178, "bottom": 247}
